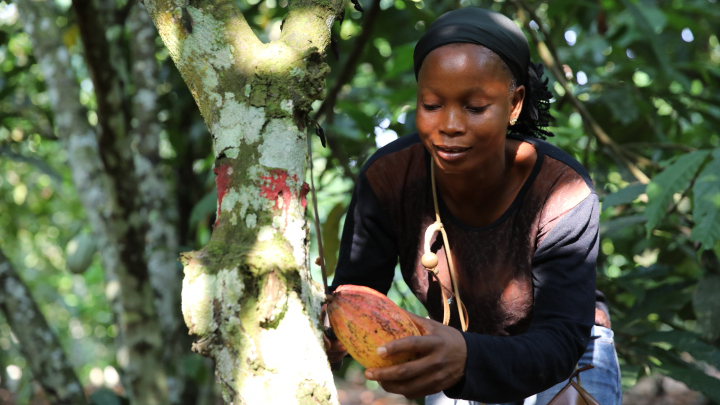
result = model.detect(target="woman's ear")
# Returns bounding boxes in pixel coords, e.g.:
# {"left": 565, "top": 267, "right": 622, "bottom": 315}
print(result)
{"left": 509, "top": 85, "right": 525, "bottom": 124}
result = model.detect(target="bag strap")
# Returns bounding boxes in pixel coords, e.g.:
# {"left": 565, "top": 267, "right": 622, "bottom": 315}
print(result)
{"left": 310, "top": 136, "right": 468, "bottom": 332}
{"left": 420, "top": 162, "right": 469, "bottom": 331}
{"left": 569, "top": 364, "right": 595, "bottom": 385}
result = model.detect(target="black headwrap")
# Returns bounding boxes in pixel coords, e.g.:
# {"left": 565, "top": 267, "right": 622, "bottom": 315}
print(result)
{"left": 413, "top": 8, "right": 554, "bottom": 139}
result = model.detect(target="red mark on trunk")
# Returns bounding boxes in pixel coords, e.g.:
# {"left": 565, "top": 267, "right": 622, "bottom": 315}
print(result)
{"left": 214, "top": 164, "right": 232, "bottom": 227}
{"left": 260, "top": 170, "right": 308, "bottom": 229}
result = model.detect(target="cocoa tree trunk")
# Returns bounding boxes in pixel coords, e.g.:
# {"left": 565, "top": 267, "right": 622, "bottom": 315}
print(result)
{"left": 17, "top": 1, "right": 185, "bottom": 403}
{"left": 126, "top": 4, "right": 208, "bottom": 403}
{"left": 0, "top": 249, "right": 87, "bottom": 405}
{"left": 143, "top": 0, "right": 346, "bottom": 403}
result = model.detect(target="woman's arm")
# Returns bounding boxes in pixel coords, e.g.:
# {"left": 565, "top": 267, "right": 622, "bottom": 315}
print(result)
{"left": 366, "top": 194, "right": 599, "bottom": 403}
{"left": 446, "top": 194, "right": 599, "bottom": 402}
{"left": 330, "top": 169, "right": 399, "bottom": 293}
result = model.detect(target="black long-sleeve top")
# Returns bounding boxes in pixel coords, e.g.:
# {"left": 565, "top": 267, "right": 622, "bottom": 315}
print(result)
{"left": 331, "top": 133, "right": 599, "bottom": 403}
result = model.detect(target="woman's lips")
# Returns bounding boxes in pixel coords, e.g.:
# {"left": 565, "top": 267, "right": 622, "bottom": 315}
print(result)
{"left": 434, "top": 144, "right": 471, "bottom": 162}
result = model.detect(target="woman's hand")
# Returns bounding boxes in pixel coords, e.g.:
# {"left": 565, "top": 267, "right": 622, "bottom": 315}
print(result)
{"left": 364, "top": 311, "right": 467, "bottom": 399}
{"left": 322, "top": 303, "right": 348, "bottom": 367}
{"left": 323, "top": 331, "right": 347, "bottom": 365}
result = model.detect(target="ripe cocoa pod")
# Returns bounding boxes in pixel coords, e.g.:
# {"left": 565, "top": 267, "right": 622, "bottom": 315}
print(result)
{"left": 327, "top": 284, "right": 422, "bottom": 369}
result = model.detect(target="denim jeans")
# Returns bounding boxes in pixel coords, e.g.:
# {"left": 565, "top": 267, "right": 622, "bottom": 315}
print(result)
{"left": 425, "top": 326, "right": 622, "bottom": 405}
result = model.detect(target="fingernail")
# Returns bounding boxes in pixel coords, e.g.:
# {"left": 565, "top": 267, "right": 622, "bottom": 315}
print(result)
{"left": 377, "top": 347, "right": 387, "bottom": 357}
{"left": 365, "top": 371, "right": 373, "bottom": 380}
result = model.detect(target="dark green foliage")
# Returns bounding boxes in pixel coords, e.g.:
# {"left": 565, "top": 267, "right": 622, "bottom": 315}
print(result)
{"left": 693, "top": 274, "right": 720, "bottom": 342}
{"left": 691, "top": 149, "right": 720, "bottom": 250}
{"left": 644, "top": 150, "right": 710, "bottom": 236}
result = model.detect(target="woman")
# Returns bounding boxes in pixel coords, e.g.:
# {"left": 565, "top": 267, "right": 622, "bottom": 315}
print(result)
{"left": 325, "top": 7, "right": 621, "bottom": 405}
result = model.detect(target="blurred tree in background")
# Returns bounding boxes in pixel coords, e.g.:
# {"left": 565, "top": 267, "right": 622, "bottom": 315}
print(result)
{"left": 0, "top": 0, "right": 719, "bottom": 404}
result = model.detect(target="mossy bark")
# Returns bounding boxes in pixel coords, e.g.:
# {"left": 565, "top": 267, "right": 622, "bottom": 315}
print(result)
{"left": 144, "top": 0, "right": 346, "bottom": 403}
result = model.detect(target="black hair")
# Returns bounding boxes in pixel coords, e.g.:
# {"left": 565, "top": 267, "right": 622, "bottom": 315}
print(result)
{"left": 507, "top": 62, "right": 554, "bottom": 140}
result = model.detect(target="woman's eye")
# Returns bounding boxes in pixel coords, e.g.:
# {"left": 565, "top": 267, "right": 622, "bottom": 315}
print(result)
{"left": 467, "top": 105, "right": 489, "bottom": 113}
{"left": 422, "top": 103, "right": 440, "bottom": 111}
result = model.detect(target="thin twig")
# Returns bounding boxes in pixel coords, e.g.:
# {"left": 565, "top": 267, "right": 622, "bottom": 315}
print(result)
{"left": 622, "top": 142, "right": 697, "bottom": 153}
{"left": 311, "top": 0, "right": 382, "bottom": 183}
{"left": 116, "top": 0, "right": 134, "bottom": 25}
{"left": 313, "top": 0, "right": 382, "bottom": 122}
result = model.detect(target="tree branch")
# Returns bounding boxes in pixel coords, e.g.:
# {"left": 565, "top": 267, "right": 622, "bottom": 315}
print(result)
{"left": 125, "top": 6, "right": 202, "bottom": 403}
{"left": 281, "top": 0, "right": 347, "bottom": 54}
{"left": 0, "top": 249, "right": 87, "bottom": 404}
{"left": 128, "top": 1, "right": 184, "bottom": 341}
{"left": 20, "top": 1, "right": 170, "bottom": 402}
{"left": 72, "top": 0, "right": 133, "bottom": 147}
{"left": 512, "top": 0, "right": 651, "bottom": 184}
{"left": 143, "top": 0, "right": 263, "bottom": 122}
{"left": 0, "top": 147, "right": 63, "bottom": 184}
{"left": 622, "top": 142, "right": 697, "bottom": 153}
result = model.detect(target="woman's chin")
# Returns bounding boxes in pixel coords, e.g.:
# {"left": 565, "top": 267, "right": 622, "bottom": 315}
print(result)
{"left": 432, "top": 158, "right": 465, "bottom": 175}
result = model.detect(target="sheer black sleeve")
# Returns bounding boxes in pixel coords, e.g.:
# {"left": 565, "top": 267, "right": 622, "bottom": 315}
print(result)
{"left": 444, "top": 194, "right": 598, "bottom": 403}
{"left": 330, "top": 169, "right": 398, "bottom": 295}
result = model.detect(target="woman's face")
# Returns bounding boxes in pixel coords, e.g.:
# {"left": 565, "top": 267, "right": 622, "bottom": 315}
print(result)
{"left": 415, "top": 43, "right": 525, "bottom": 175}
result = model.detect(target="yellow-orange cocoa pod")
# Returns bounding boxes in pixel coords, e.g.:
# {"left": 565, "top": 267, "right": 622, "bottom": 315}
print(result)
{"left": 327, "top": 284, "right": 422, "bottom": 369}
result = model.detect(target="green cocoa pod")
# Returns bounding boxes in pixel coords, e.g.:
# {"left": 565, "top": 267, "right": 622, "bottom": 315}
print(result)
{"left": 66, "top": 233, "right": 97, "bottom": 274}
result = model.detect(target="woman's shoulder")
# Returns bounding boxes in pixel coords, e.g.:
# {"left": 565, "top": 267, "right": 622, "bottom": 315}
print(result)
{"left": 514, "top": 134, "right": 596, "bottom": 195}
{"left": 513, "top": 135, "right": 598, "bottom": 231}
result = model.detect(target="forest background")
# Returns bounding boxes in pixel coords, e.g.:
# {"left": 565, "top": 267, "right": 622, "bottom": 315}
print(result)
{"left": 1, "top": 0, "right": 720, "bottom": 404}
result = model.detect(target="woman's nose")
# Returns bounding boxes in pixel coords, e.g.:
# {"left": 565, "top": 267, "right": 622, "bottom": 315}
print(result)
{"left": 439, "top": 108, "right": 465, "bottom": 136}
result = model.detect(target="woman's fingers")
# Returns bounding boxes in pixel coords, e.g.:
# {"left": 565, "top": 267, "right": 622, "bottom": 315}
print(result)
{"left": 322, "top": 303, "right": 348, "bottom": 364}
{"left": 383, "top": 334, "right": 437, "bottom": 358}
{"left": 325, "top": 335, "right": 347, "bottom": 364}
{"left": 364, "top": 336, "right": 438, "bottom": 381}
{"left": 366, "top": 339, "right": 464, "bottom": 399}
{"left": 364, "top": 319, "right": 467, "bottom": 399}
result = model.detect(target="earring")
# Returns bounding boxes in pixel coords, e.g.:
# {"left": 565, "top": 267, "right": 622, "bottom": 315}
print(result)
{"left": 510, "top": 118, "right": 518, "bottom": 126}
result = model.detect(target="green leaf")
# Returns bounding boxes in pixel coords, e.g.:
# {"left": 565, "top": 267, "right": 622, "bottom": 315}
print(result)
{"left": 625, "top": 281, "right": 694, "bottom": 321}
{"left": 691, "top": 148, "right": 720, "bottom": 250}
{"left": 600, "top": 87, "right": 640, "bottom": 125}
{"left": 693, "top": 273, "right": 720, "bottom": 342}
{"left": 336, "top": 100, "right": 376, "bottom": 134}
{"left": 601, "top": 183, "right": 646, "bottom": 211}
{"left": 599, "top": 214, "right": 647, "bottom": 237}
{"left": 639, "top": 330, "right": 720, "bottom": 371}
{"left": 320, "top": 201, "right": 346, "bottom": 278}
{"left": 649, "top": 349, "right": 720, "bottom": 403}
{"left": 384, "top": 42, "right": 415, "bottom": 79}
{"left": 644, "top": 150, "right": 710, "bottom": 236}
{"left": 90, "top": 388, "right": 128, "bottom": 405}
{"left": 189, "top": 188, "right": 217, "bottom": 227}
{"left": 620, "top": 0, "right": 674, "bottom": 77}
